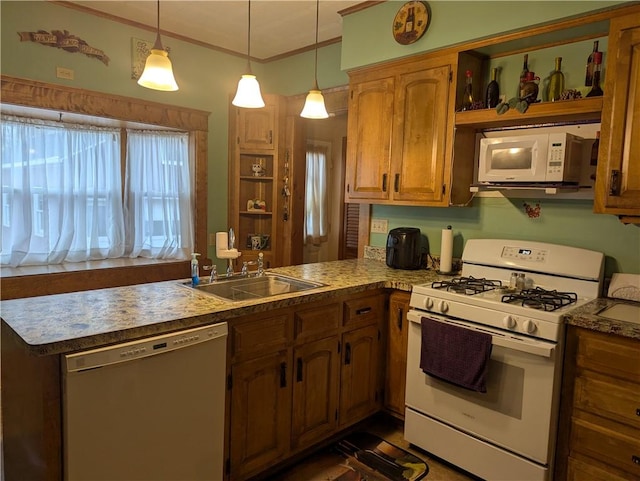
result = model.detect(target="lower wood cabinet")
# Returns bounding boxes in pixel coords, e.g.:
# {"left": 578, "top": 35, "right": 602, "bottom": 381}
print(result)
{"left": 556, "top": 326, "right": 640, "bottom": 481}
{"left": 385, "top": 291, "right": 410, "bottom": 418}
{"left": 226, "top": 291, "right": 386, "bottom": 480}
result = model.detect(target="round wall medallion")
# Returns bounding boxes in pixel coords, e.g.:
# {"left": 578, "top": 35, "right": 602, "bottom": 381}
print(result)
{"left": 392, "top": 1, "right": 430, "bottom": 45}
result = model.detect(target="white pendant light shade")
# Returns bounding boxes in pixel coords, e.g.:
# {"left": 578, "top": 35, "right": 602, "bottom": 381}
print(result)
{"left": 233, "top": 1, "right": 265, "bottom": 109}
{"left": 137, "top": 2, "right": 178, "bottom": 92}
{"left": 137, "top": 47, "right": 179, "bottom": 91}
{"left": 300, "top": 89, "right": 329, "bottom": 119}
{"left": 232, "top": 74, "right": 265, "bottom": 108}
{"left": 300, "top": 0, "right": 328, "bottom": 119}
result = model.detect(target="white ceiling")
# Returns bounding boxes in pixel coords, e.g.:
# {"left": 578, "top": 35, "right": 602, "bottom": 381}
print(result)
{"left": 64, "top": 0, "right": 366, "bottom": 61}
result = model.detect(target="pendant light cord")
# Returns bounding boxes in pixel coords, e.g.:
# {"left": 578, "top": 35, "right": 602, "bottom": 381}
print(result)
{"left": 246, "top": 0, "right": 252, "bottom": 73}
{"left": 313, "top": 0, "right": 319, "bottom": 89}
{"left": 152, "top": 0, "right": 163, "bottom": 50}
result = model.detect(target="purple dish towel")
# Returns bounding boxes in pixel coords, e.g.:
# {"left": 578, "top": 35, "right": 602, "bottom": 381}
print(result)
{"left": 419, "top": 317, "right": 493, "bottom": 393}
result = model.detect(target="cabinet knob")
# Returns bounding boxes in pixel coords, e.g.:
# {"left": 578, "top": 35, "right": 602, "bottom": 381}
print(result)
{"left": 636, "top": 408, "right": 640, "bottom": 417}
{"left": 632, "top": 455, "right": 640, "bottom": 465}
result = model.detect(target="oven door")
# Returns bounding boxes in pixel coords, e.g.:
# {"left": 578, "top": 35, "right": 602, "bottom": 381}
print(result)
{"left": 405, "top": 309, "right": 561, "bottom": 465}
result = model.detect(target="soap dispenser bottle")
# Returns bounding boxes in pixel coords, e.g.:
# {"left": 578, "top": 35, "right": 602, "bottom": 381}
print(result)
{"left": 191, "top": 253, "right": 200, "bottom": 286}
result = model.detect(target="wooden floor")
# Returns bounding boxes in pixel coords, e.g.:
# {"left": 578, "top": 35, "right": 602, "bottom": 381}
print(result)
{"left": 270, "top": 414, "right": 480, "bottom": 481}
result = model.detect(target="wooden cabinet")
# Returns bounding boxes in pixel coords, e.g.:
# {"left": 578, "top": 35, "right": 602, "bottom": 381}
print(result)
{"left": 345, "top": 53, "right": 474, "bottom": 206}
{"left": 594, "top": 11, "right": 640, "bottom": 223}
{"left": 556, "top": 327, "right": 640, "bottom": 481}
{"left": 226, "top": 291, "right": 385, "bottom": 480}
{"left": 228, "top": 95, "right": 284, "bottom": 269}
{"left": 385, "top": 291, "right": 410, "bottom": 419}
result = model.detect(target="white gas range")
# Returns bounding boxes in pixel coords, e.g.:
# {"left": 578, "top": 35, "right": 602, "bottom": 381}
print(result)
{"left": 404, "top": 239, "right": 604, "bottom": 481}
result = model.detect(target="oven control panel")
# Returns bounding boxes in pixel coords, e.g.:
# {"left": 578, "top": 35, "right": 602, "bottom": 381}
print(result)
{"left": 501, "top": 246, "right": 548, "bottom": 263}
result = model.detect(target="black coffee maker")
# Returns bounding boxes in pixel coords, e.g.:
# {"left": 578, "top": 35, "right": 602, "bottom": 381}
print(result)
{"left": 386, "top": 227, "right": 423, "bottom": 270}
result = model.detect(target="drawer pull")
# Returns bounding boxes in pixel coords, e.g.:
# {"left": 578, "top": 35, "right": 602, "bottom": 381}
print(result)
{"left": 356, "top": 307, "right": 372, "bottom": 316}
{"left": 633, "top": 455, "right": 640, "bottom": 466}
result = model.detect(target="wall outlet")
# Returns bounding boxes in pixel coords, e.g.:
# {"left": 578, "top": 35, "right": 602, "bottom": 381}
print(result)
{"left": 56, "top": 67, "right": 74, "bottom": 80}
{"left": 371, "top": 218, "right": 388, "bottom": 233}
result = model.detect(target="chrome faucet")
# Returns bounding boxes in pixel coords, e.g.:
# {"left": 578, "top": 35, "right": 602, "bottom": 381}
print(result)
{"left": 209, "top": 264, "right": 218, "bottom": 283}
{"left": 241, "top": 253, "right": 265, "bottom": 277}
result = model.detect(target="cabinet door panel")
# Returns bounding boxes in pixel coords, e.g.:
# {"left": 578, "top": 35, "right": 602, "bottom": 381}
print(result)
{"left": 392, "top": 65, "right": 451, "bottom": 202}
{"left": 386, "top": 292, "right": 410, "bottom": 417}
{"left": 237, "top": 106, "right": 276, "bottom": 150}
{"left": 595, "top": 13, "right": 640, "bottom": 216}
{"left": 340, "top": 324, "right": 380, "bottom": 426}
{"left": 230, "top": 351, "right": 291, "bottom": 480}
{"left": 345, "top": 77, "right": 395, "bottom": 201}
{"left": 292, "top": 337, "right": 340, "bottom": 449}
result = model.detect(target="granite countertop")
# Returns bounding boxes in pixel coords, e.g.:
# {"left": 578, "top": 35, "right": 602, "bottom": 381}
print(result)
{"left": 0, "top": 259, "right": 444, "bottom": 356}
{"left": 3, "top": 258, "right": 638, "bottom": 357}
{"left": 562, "top": 297, "right": 640, "bottom": 341}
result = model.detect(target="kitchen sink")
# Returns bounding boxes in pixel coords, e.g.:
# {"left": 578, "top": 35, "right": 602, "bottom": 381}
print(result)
{"left": 182, "top": 274, "right": 324, "bottom": 301}
{"left": 598, "top": 302, "right": 640, "bottom": 325}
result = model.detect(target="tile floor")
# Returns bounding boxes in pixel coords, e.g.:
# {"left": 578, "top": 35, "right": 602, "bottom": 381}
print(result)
{"left": 270, "top": 414, "right": 480, "bottom": 481}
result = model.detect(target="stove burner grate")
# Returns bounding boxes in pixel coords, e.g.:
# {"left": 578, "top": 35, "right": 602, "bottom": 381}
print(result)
{"left": 501, "top": 288, "right": 578, "bottom": 311}
{"left": 432, "top": 276, "right": 502, "bottom": 295}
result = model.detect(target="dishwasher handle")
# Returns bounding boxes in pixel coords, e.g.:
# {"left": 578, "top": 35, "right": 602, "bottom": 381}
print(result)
{"left": 65, "top": 322, "right": 228, "bottom": 373}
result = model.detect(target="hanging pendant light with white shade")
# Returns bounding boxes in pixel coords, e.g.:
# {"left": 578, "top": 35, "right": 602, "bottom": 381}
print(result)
{"left": 137, "top": 0, "right": 179, "bottom": 91}
{"left": 232, "top": 0, "right": 265, "bottom": 108}
{"left": 300, "top": 0, "right": 329, "bottom": 119}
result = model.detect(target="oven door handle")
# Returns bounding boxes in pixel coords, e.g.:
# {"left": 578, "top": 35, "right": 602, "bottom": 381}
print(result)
{"left": 492, "top": 336, "right": 554, "bottom": 358}
{"left": 408, "top": 311, "right": 555, "bottom": 359}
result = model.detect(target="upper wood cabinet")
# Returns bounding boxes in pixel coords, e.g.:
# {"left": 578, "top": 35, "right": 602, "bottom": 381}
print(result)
{"left": 236, "top": 105, "right": 277, "bottom": 150}
{"left": 594, "top": 11, "right": 640, "bottom": 223}
{"left": 345, "top": 54, "right": 474, "bottom": 206}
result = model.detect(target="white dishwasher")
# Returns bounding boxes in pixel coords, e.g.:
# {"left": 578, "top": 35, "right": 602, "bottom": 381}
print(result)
{"left": 63, "top": 322, "right": 228, "bottom": 481}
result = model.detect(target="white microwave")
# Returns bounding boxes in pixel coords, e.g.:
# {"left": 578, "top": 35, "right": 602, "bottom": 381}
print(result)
{"left": 478, "top": 132, "right": 583, "bottom": 184}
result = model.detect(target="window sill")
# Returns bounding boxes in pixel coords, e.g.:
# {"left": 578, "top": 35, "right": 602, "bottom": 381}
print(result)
{"left": 0, "top": 258, "right": 191, "bottom": 300}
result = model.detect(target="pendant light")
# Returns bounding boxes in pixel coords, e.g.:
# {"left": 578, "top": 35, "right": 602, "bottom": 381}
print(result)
{"left": 232, "top": 0, "right": 265, "bottom": 108}
{"left": 137, "top": 0, "right": 179, "bottom": 91}
{"left": 300, "top": 0, "right": 329, "bottom": 119}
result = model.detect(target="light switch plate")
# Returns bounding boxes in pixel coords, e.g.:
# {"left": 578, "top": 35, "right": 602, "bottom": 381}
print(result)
{"left": 371, "top": 219, "right": 388, "bottom": 233}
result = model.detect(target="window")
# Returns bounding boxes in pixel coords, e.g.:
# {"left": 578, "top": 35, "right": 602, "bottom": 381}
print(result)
{"left": 1, "top": 115, "right": 193, "bottom": 267}
{"left": 304, "top": 142, "right": 329, "bottom": 244}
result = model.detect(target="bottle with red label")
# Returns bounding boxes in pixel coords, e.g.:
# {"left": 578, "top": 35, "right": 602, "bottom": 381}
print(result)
{"left": 586, "top": 52, "right": 603, "bottom": 97}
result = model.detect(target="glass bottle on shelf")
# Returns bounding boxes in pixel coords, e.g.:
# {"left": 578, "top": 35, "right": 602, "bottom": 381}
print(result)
{"left": 548, "top": 57, "right": 565, "bottom": 102}
{"left": 518, "top": 54, "right": 529, "bottom": 99}
{"left": 461, "top": 69, "right": 474, "bottom": 111}
{"left": 485, "top": 67, "right": 500, "bottom": 108}
{"left": 585, "top": 40, "right": 599, "bottom": 87}
{"left": 586, "top": 52, "right": 603, "bottom": 97}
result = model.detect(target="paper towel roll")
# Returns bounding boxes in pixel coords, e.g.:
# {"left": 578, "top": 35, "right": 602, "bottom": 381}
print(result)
{"left": 440, "top": 226, "right": 453, "bottom": 274}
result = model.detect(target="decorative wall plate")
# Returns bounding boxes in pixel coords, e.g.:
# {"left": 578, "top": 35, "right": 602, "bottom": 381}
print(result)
{"left": 392, "top": 1, "right": 430, "bottom": 45}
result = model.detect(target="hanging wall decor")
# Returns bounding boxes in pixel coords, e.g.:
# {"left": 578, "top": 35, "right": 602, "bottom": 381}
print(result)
{"left": 392, "top": 1, "right": 430, "bottom": 45}
{"left": 18, "top": 30, "right": 109, "bottom": 65}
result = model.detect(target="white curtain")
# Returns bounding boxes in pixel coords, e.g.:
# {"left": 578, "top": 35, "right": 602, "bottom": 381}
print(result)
{"left": 1, "top": 115, "right": 124, "bottom": 266}
{"left": 124, "top": 130, "right": 193, "bottom": 259}
{"left": 304, "top": 144, "right": 328, "bottom": 245}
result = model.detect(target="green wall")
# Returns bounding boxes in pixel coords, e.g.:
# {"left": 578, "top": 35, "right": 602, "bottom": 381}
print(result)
{"left": 1, "top": 1, "right": 638, "bottom": 274}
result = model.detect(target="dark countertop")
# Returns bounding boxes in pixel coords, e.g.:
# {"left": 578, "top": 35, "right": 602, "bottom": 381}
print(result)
{"left": 0, "top": 259, "right": 444, "bottom": 356}
{"left": 563, "top": 297, "right": 640, "bottom": 341}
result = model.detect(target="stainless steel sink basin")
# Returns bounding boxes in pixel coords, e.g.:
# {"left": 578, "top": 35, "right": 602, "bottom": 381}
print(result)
{"left": 182, "top": 274, "right": 324, "bottom": 301}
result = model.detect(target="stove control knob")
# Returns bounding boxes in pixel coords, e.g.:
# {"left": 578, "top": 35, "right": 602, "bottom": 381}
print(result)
{"left": 423, "top": 297, "right": 434, "bottom": 310}
{"left": 503, "top": 315, "right": 516, "bottom": 329}
{"left": 523, "top": 320, "right": 537, "bottom": 334}
{"left": 438, "top": 300, "right": 449, "bottom": 313}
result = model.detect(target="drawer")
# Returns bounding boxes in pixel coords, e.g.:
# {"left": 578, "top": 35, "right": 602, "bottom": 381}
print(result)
{"left": 568, "top": 456, "right": 637, "bottom": 481}
{"left": 231, "top": 312, "right": 291, "bottom": 360}
{"left": 294, "top": 303, "right": 340, "bottom": 342}
{"left": 570, "top": 416, "right": 640, "bottom": 477}
{"left": 343, "top": 294, "right": 383, "bottom": 330}
{"left": 574, "top": 374, "right": 640, "bottom": 429}
{"left": 576, "top": 329, "right": 640, "bottom": 383}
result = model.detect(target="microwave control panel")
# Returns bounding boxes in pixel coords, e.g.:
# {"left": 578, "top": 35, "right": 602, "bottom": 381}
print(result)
{"left": 548, "top": 141, "right": 566, "bottom": 172}
{"left": 501, "top": 246, "right": 548, "bottom": 263}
